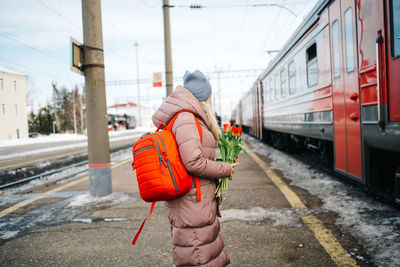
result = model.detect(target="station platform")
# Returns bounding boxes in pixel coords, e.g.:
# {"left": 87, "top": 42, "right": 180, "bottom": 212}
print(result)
{"left": 0, "top": 144, "right": 373, "bottom": 266}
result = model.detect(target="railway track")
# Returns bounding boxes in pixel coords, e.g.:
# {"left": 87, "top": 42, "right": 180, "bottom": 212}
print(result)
{"left": 0, "top": 142, "right": 137, "bottom": 190}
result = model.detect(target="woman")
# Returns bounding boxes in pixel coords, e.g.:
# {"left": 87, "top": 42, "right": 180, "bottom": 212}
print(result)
{"left": 152, "top": 70, "right": 238, "bottom": 266}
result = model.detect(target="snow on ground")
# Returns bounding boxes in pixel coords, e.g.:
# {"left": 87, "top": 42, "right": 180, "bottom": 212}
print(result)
{"left": 0, "top": 191, "right": 135, "bottom": 242}
{"left": 0, "top": 148, "right": 136, "bottom": 243}
{"left": 245, "top": 135, "right": 400, "bottom": 266}
{"left": 0, "top": 147, "right": 132, "bottom": 200}
{"left": 68, "top": 191, "right": 132, "bottom": 207}
{"left": 220, "top": 207, "right": 302, "bottom": 227}
{"left": 0, "top": 127, "right": 155, "bottom": 160}
{"left": 0, "top": 126, "right": 155, "bottom": 149}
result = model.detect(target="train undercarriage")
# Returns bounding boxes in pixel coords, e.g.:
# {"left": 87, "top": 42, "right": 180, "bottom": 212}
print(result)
{"left": 245, "top": 126, "right": 400, "bottom": 207}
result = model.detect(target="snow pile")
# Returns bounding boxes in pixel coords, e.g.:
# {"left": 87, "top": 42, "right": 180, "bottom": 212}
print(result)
{"left": 246, "top": 135, "right": 400, "bottom": 266}
{"left": 220, "top": 207, "right": 302, "bottom": 227}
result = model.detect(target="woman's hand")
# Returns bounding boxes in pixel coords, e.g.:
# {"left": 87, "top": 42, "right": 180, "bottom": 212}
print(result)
{"left": 230, "top": 163, "right": 239, "bottom": 177}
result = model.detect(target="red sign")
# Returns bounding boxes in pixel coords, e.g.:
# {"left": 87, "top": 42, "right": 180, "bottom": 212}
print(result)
{"left": 153, "top": 72, "right": 162, "bottom": 87}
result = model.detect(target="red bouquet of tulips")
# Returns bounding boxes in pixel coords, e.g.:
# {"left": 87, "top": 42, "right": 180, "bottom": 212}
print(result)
{"left": 215, "top": 123, "right": 246, "bottom": 197}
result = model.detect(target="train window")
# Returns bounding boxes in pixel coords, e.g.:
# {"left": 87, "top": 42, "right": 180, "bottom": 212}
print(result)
{"left": 274, "top": 74, "right": 280, "bottom": 100}
{"left": 344, "top": 8, "right": 355, "bottom": 72}
{"left": 306, "top": 43, "right": 318, "bottom": 87}
{"left": 0, "top": 78, "right": 3, "bottom": 90}
{"left": 280, "top": 68, "right": 287, "bottom": 98}
{"left": 331, "top": 20, "right": 341, "bottom": 77}
{"left": 269, "top": 79, "right": 273, "bottom": 102}
{"left": 390, "top": 0, "right": 400, "bottom": 57}
{"left": 288, "top": 61, "right": 296, "bottom": 94}
{"left": 263, "top": 80, "right": 269, "bottom": 103}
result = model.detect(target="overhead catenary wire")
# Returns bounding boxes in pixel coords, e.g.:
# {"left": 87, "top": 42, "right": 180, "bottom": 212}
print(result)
{"left": 0, "top": 31, "right": 69, "bottom": 65}
{"left": 0, "top": 57, "right": 65, "bottom": 79}
{"left": 35, "top": 0, "right": 82, "bottom": 32}
{"left": 167, "top": 2, "right": 298, "bottom": 17}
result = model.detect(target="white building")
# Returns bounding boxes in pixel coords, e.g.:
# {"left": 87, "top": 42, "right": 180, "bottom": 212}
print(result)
{"left": 0, "top": 66, "right": 28, "bottom": 140}
{"left": 107, "top": 102, "right": 154, "bottom": 128}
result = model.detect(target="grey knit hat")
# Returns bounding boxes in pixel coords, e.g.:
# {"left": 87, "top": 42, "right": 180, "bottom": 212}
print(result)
{"left": 183, "top": 70, "right": 212, "bottom": 102}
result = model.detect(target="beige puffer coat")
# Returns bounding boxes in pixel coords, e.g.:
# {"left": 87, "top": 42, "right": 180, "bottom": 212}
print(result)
{"left": 152, "top": 86, "right": 232, "bottom": 267}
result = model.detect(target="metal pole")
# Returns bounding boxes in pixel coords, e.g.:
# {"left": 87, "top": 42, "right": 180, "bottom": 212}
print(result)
{"left": 81, "top": 0, "right": 112, "bottom": 197}
{"left": 163, "top": 0, "right": 173, "bottom": 96}
{"left": 134, "top": 42, "right": 142, "bottom": 127}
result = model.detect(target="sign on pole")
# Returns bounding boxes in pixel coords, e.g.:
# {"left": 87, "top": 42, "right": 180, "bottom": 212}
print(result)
{"left": 70, "top": 37, "right": 83, "bottom": 75}
{"left": 153, "top": 72, "right": 162, "bottom": 87}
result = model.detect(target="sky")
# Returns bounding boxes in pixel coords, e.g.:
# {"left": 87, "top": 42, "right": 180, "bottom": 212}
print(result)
{"left": 0, "top": 0, "right": 318, "bottom": 121}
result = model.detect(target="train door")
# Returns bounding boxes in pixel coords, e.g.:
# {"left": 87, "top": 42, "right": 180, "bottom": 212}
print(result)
{"left": 385, "top": 0, "right": 400, "bottom": 123}
{"left": 330, "top": 0, "right": 362, "bottom": 179}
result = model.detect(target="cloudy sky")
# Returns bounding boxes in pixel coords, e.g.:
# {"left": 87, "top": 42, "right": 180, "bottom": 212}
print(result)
{"left": 0, "top": 0, "right": 318, "bottom": 120}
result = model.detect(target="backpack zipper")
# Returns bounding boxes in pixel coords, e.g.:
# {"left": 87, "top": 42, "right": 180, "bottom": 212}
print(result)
{"left": 133, "top": 145, "right": 154, "bottom": 155}
{"left": 155, "top": 132, "right": 178, "bottom": 192}
{"left": 140, "top": 136, "right": 165, "bottom": 174}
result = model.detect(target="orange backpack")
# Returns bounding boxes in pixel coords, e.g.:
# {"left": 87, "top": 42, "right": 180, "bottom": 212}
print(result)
{"left": 131, "top": 110, "right": 202, "bottom": 245}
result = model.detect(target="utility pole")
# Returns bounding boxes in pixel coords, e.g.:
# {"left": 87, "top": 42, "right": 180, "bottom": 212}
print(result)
{"left": 163, "top": 0, "right": 173, "bottom": 96}
{"left": 134, "top": 42, "right": 142, "bottom": 127}
{"left": 81, "top": 0, "right": 111, "bottom": 197}
{"left": 73, "top": 88, "right": 77, "bottom": 134}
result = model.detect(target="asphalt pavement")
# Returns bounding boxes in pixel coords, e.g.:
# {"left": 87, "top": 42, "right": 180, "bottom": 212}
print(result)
{"left": 0, "top": 145, "right": 374, "bottom": 266}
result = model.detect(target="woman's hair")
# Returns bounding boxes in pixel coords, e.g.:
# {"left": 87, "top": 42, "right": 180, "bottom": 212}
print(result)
{"left": 200, "top": 98, "right": 221, "bottom": 141}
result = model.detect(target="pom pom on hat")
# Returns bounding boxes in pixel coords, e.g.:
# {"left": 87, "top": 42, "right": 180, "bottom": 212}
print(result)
{"left": 183, "top": 70, "right": 212, "bottom": 102}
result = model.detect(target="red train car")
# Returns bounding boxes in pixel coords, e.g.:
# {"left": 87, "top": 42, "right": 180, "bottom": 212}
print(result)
{"left": 237, "top": 0, "right": 400, "bottom": 203}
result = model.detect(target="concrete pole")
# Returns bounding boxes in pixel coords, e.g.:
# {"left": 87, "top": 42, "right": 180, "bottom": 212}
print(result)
{"left": 163, "top": 0, "right": 173, "bottom": 96}
{"left": 134, "top": 42, "right": 142, "bottom": 127}
{"left": 81, "top": 0, "right": 112, "bottom": 197}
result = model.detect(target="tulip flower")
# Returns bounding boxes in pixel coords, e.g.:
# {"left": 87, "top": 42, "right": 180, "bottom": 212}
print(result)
{"left": 216, "top": 123, "right": 247, "bottom": 197}
{"left": 223, "top": 124, "right": 230, "bottom": 133}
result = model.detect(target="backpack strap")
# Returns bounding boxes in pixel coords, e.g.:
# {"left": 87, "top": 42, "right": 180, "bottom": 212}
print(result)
{"left": 166, "top": 110, "right": 202, "bottom": 201}
{"left": 132, "top": 201, "right": 156, "bottom": 245}
{"left": 165, "top": 110, "right": 203, "bottom": 143}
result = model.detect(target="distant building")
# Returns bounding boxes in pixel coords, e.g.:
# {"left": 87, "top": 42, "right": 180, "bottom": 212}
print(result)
{"left": 0, "top": 66, "right": 28, "bottom": 140}
{"left": 107, "top": 102, "right": 154, "bottom": 128}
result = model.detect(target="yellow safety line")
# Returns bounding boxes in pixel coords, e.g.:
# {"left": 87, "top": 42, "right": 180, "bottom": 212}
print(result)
{"left": 0, "top": 159, "right": 131, "bottom": 219}
{"left": 248, "top": 152, "right": 358, "bottom": 267}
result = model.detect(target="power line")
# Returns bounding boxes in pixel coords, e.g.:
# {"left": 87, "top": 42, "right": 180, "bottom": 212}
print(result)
{"left": 168, "top": 3, "right": 298, "bottom": 17}
{"left": 0, "top": 31, "right": 69, "bottom": 65}
{"left": 35, "top": 0, "right": 81, "bottom": 31}
{"left": 0, "top": 57, "right": 65, "bottom": 79}
{"left": 106, "top": 68, "right": 264, "bottom": 86}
